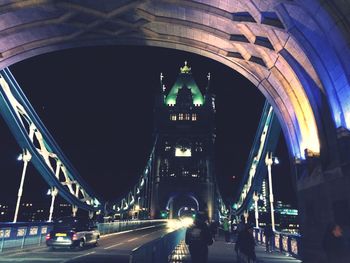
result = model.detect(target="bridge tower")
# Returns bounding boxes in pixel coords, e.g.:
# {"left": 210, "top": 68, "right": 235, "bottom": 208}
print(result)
{"left": 150, "top": 62, "right": 217, "bottom": 221}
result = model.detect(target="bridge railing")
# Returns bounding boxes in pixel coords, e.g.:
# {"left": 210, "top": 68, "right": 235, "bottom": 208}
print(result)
{"left": 0, "top": 219, "right": 167, "bottom": 252}
{"left": 130, "top": 227, "right": 186, "bottom": 263}
{"left": 0, "top": 222, "right": 51, "bottom": 252}
{"left": 253, "top": 228, "right": 301, "bottom": 259}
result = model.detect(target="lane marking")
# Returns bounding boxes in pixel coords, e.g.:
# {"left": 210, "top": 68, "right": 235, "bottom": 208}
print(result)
{"left": 101, "top": 224, "right": 163, "bottom": 239}
{"left": 104, "top": 228, "right": 163, "bottom": 249}
{"left": 61, "top": 251, "right": 96, "bottom": 263}
{"left": 0, "top": 258, "right": 62, "bottom": 262}
{"left": 0, "top": 247, "right": 48, "bottom": 257}
{"left": 104, "top": 242, "right": 125, "bottom": 249}
{"left": 132, "top": 229, "right": 170, "bottom": 251}
{"left": 127, "top": 237, "right": 138, "bottom": 242}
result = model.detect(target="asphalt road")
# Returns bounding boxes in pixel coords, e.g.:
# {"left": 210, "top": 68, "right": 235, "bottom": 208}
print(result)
{"left": 0, "top": 225, "right": 170, "bottom": 262}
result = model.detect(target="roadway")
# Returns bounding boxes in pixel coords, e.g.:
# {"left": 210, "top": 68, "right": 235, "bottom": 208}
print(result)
{"left": 0, "top": 224, "right": 171, "bottom": 262}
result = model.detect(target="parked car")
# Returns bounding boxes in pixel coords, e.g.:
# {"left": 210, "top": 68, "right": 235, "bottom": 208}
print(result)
{"left": 46, "top": 216, "right": 100, "bottom": 249}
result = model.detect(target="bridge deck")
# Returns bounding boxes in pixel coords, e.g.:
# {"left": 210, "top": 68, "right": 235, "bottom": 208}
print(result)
{"left": 171, "top": 236, "right": 301, "bottom": 263}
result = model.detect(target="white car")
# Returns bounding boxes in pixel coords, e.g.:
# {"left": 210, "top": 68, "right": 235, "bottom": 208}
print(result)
{"left": 46, "top": 216, "right": 100, "bottom": 249}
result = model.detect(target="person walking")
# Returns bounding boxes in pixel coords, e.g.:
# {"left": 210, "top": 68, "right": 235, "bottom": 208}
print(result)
{"left": 236, "top": 224, "right": 256, "bottom": 263}
{"left": 323, "top": 223, "right": 348, "bottom": 263}
{"left": 264, "top": 223, "right": 274, "bottom": 252}
{"left": 236, "top": 215, "right": 246, "bottom": 234}
{"left": 223, "top": 217, "right": 230, "bottom": 243}
{"left": 209, "top": 220, "right": 218, "bottom": 241}
{"left": 185, "top": 212, "right": 213, "bottom": 263}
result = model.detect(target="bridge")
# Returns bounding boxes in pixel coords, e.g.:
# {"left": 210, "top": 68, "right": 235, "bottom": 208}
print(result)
{"left": 0, "top": 0, "right": 350, "bottom": 262}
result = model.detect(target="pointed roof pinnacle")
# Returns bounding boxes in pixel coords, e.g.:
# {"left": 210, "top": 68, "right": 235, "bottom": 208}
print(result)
{"left": 180, "top": 61, "right": 191, "bottom": 74}
{"left": 165, "top": 62, "right": 204, "bottom": 106}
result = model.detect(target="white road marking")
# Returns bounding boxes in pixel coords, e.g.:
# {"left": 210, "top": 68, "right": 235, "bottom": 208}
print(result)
{"left": 0, "top": 258, "right": 61, "bottom": 262}
{"left": 104, "top": 242, "right": 125, "bottom": 249}
{"left": 127, "top": 237, "right": 138, "bottom": 242}
{"left": 61, "top": 251, "right": 96, "bottom": 263}
{"left": 0, "top": 247, "right": 48, "bottom": 257}
{"left": 100, "top": 224, "right": 163, "bottom": 239}
{"left": 104, "top": 226, "right": 164, "bottom": 249}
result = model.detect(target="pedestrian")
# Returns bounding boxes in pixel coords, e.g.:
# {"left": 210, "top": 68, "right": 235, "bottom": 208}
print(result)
{"left": 185, "top": 212, "right": 213, "bottom": 263}
{"left": 223, "top": 217, "right": 230, "bottom": 242}
{"left": 323, "top": 223, "right": 348, "bottom": 263}
{"left": 264, "top": 223, "right": 274, "bottom": 252}
{"left": 236, "top": 215, "right": 246, "bottom": 234}
{"left": 209, "top": 220, "right": 218, "bottom": 241}
{"left": 236, "top": 224, "right": 256, "bottom": 263}
{"left": 235, "top": 225, "right": 243, "bottom": 262}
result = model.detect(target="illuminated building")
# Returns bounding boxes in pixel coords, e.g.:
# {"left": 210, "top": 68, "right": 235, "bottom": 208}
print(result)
{"left": 275, "top": 201, "right": 299, "bottom": 233}
{"left": 150, "top": 62, "right": 217, "bottom": 220}
{"left": 0, "top": 203, "right": 10, "bottom": 221}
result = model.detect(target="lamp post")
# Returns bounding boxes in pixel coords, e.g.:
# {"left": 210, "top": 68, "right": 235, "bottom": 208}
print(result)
{"left": 48, "top": 161, "right": 61, "bottom": 222}
{"left": 265, "top": 152, "right": 278, "bottom": 231}
{"left": 253, "top": 192, "right": 259, "bottom": 228}
{"left": 243, "top": 210, "right": 249, "bottom": 224}
{"left": 13, "top": 149, "right": 32, "bottom": 223}
{"left": 72, "top": 205, "right": 78, "bottom": 217}
{"left": 48, "top": 187, "right": 58, "bottom": 222}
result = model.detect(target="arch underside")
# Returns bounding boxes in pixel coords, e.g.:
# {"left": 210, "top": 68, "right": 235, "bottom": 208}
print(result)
{"left": 1, "top": 0, "right": 350, "bottom": 160}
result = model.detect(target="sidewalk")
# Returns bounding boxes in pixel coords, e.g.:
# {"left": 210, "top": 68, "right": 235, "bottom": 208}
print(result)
{"left": 170, "top": 236, "right": 302, "bottom": 263}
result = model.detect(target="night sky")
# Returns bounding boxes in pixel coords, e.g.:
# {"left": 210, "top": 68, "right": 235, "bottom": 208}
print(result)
{"left": 0, "top": 46, "right": 297, "bottom": 213}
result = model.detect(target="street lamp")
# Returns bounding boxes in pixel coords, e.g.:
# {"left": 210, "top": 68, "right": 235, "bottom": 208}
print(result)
{"left": 48, "top": 187, "right": 58, "bottom": 222}
{"left": 243, "top": 210, "right": 249, "bottom": 224}
{"left": 265, "top": 152, "right": 278, "bottom": 231}
{"left": 13, "top": 149, "right": 32, "bottom": 223}
{"left": 48, "top": 162, "right": 61, "bottom": 222}
{"left": 253, "top": 192, "right": 259, "bottom": 228}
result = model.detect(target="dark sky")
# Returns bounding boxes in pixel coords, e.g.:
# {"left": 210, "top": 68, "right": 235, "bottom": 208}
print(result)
{"left": 0, "top": 46, "right": 297, "bottom": 211}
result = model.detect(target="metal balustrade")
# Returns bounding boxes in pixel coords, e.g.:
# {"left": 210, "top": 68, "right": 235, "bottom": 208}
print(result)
{"left": 253, "top": 228, "right": 301, "bottom": 259}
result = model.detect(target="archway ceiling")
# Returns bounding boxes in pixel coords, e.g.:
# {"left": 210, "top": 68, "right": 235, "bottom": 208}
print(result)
{"left": 1, "top": 0, "right": 349, "bottom": 159}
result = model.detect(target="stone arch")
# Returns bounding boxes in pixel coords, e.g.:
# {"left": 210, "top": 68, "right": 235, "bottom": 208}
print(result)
{"left": 1, "top": 1, "right": 350, "bottom": 260}
{"left": 2, "top": 0, "right": 348, "bottom": 161}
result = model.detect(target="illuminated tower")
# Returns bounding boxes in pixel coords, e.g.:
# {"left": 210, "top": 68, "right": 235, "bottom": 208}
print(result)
{"left": 150, "top": 62, "right": 217, "bottom": 220}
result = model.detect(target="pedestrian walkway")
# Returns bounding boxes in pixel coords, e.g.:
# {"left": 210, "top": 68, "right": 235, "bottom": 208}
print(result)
{"left": 170, "top": 236, "right": 302, "bottom": 263}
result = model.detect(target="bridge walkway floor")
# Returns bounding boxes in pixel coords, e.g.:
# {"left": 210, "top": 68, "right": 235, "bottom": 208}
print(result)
{"left": 170, "top": 235, "right": 302, "bottom": 263}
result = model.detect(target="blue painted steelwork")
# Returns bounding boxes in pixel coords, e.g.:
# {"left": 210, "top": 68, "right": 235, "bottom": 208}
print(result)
{"left": 112, "top": 137, "right": 157, "bottom": 215}
{"left": 234, "top": 101, "right": 281, "bottom": 214}
{"left": 0, "top": 68, "right": 102, "bottom": 211}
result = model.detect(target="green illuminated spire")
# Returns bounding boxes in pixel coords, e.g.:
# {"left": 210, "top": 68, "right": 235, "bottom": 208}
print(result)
{"left": 165, "top": 62, "right": 204, "bottom": 106}
{"left": 180, "top": 61, "right": 191, "bottom": 74}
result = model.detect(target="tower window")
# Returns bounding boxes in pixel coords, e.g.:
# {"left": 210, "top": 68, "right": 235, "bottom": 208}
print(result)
{"left": 185, "top": 113, "right": 190, "bottom": 120}
{"left": 178, "top": 113, "right": 184, "bottom": 120}
{"left": 182, "top": 170, "right": 189, "bottom": 176}
{"left": 170, "top": 114, "right": 177, "bottom": 121}
{"left": 191, "top": 114, "right": 197, "bottom": 121}
{"left": 165, "top": 145, "right": 171, "bottom": 151}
